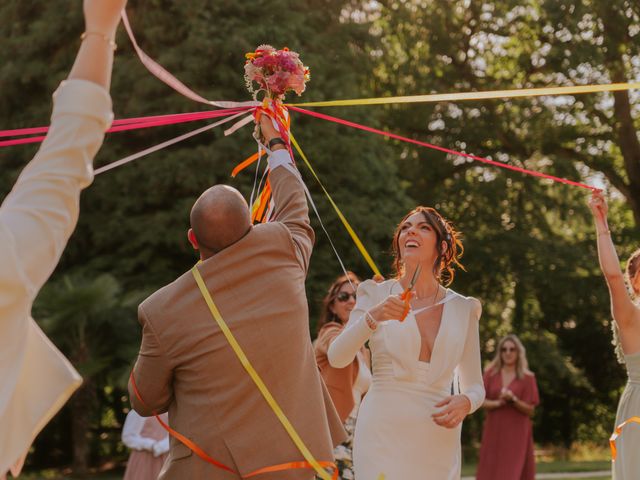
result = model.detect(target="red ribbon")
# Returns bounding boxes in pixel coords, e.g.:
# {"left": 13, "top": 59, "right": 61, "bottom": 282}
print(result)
{"left": 0, "top": 107, "right": 252, "bottom": 147}
{"left": 288, "top": 106, "right": 597, "bottom": 191}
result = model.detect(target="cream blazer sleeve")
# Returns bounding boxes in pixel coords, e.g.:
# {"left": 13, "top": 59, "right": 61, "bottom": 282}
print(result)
{"left": 0, "top": 79, "right": 112, "bottom": 475}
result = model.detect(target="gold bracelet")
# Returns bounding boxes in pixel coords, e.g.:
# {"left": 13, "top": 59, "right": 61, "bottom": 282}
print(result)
{"left": 81, "top": 31, "right": 117, "bottom": 51}
{"left": 598, "top": 230, "right": 611, "bottom": 237}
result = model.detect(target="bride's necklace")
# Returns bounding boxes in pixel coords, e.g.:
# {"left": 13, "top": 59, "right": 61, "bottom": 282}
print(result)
{"left": 413, "top": 284, "right": 442, "bottom": 306}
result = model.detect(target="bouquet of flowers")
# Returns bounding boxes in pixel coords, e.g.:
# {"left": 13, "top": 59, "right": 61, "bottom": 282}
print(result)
{"left": 244, "top": 45, "right": 310, "bottom": 100}
{"left": 235, "top": 45, "right": 310, "bottom": 224}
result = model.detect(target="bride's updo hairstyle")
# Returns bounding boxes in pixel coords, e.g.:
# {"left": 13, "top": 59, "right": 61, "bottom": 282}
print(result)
{"left": 391, "top": 206, "right": 464, "bottom": 286}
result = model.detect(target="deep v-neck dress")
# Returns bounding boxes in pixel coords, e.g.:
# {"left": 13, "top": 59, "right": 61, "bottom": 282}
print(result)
{"left": 328, "top": 280, "right": 485, "bottom": 480}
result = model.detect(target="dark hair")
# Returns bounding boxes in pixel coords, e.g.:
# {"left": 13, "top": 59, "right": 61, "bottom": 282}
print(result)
{"left": 391, "top": 206, "right": 464, "bottom": 286}
{"left": 626, "top": 248, "right": 640, "bottom": 294}
{"left": 317, "top": 271, "right": 360, "bottom": 333}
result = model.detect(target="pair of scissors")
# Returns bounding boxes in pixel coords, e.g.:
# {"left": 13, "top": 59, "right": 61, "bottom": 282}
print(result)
{"left": 399, "top": 264, "right": 421, "bottom": 321}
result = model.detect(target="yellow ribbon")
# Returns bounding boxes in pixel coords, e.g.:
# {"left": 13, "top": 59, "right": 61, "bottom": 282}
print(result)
{"left": 610, "top": 416, "right": 640, "bottom": 461}
{"left": 288, "top": 132, "right": 382, "bottom": 277}
{"left": 190, "top": 266, "right": 334, "bottom": 480}
{"left": 289, "top": 82, "right": 640, "bottom": 108}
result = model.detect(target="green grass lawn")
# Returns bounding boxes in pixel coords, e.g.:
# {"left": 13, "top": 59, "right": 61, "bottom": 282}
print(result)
{"left": 537, "top": 460, "right": 610, "bottom": 473}
{"left": 462, "top": 459, "right": 610, "bottom": 476}
{"left": 19, "top": 471, "right": 122, "bottom": 480}
{"left": 561, "top": 478, "right": 609, "bottom": 480}
{"left": 24, "top": 460, "right": 612, "bottom": 479}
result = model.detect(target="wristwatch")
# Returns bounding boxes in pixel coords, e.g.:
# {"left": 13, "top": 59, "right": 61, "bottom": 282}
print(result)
{"left": 268, "top": 137, "right": 287, "bottom": 149}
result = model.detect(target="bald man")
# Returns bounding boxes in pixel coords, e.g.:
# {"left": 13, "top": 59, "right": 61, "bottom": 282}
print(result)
{"left": 128, "top": 117, "right": 345, "bottom": 479}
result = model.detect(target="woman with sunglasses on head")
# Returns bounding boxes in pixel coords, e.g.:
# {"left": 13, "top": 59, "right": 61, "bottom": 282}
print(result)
{"left": 476, "top": 334, "right": 539, "bottom": 480}
{"left": 328, "top": 207, "right": 484, "bottom": 480}
{"left": 589, "top": 191, "right": 640, "bottom": 480}
{"left": 315, "top": 271, "right": 372, "bottom": 479}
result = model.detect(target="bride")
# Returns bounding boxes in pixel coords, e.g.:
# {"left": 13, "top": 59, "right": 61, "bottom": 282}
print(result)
{"left": 328, "top": 206, "right": 485, "bottom": 480}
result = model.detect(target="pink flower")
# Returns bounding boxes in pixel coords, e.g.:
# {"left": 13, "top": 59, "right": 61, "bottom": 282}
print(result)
{"left": 289, "top": 73, "right": 307, "bottom": 95}
{"left": 243, "top": 45, "right": 310, "bottom": 99}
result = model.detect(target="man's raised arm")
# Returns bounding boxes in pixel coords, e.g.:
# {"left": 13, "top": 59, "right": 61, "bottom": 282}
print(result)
{"left": 259, "top": 115, "right": 314, "bottom": 272}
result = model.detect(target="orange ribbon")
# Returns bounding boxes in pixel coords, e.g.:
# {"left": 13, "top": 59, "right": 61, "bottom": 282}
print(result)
{"left": 231, "top": 150, "right": 265, "bottom": 178}
{"left": 129, "top": 372, "right": 236, "bottom": 473}
{"left": 129, "top": 372, "right": 337, "bottom": 479}
{"left": 232, "top": 100, "right": 293, "bottom": 224}
{"left": 610, "top": 416, "right": 640, "bottom": 461}
{"left": 252, "top": 178, "right": 272, "bottom": 223}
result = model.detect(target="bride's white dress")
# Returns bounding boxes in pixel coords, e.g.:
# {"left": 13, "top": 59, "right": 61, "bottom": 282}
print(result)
{"left": 328, "top": 279, "right": 485, "bottom": 480}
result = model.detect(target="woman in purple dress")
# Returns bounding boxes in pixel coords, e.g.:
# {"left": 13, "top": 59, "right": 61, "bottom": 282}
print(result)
{"left": 476, "top": 334, "right": 540, "bottom": 480}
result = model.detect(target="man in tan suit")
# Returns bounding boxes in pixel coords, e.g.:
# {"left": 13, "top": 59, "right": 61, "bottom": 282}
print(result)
{"left": 129, "top": 116, "right": 346, "bottom": 479}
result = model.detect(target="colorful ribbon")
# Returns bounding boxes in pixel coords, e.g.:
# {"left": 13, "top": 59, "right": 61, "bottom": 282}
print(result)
{"left": 289, "top": 133, "right": 383, "bottom": 276}
{"left": 120, "top": 11, "right": 258, "bottom": 110}
{"left": 129, "top": 371, "right": 237, "bottom": 474}
{"left": 95, "top": 111, "right": 247, "bottom": 175}
{"left": 289, "top": 82, "right": 640, "bottom": 108}
{"left": 0, "top": 107, "right": 251, "bottom": 148}
{"left": 289, "top": 107, "right": 597, "bottom": 191}
{"left": 610, "top": 416, "right": 640, "bottom": 461}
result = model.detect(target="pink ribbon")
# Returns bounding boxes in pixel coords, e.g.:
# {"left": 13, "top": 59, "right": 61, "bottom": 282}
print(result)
{"left": 94, "top": 111, "right": 247, "bottom": 175}
{"left": 120, "top": 11, "right": 258, "bottom": 110}
{"left": 289, "top": 106, "right": 597, "bottom": 191}
{"left": 0, "top": 107, "right": 252, "bottom": 148}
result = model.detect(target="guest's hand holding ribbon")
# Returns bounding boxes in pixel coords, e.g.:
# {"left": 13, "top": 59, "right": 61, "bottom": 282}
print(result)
{"left": 588, "top": 190, "right": 608, "bottom": 224}
{"left": 432, "top": 395, "right": 472, "bottom": 429}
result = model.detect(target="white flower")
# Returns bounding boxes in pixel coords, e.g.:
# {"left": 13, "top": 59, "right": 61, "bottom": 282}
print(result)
{"left": 334, "top": 445, "right": 351, "bottom": 461}
{"left": 342, "top": 468, "right": 355, "bottom": 479}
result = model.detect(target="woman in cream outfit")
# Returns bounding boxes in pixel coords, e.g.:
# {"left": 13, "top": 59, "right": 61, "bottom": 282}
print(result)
{"left": 589, "top": 191, "right": 640, "bottom": 480}
{"left": 0, "top": 1, "right": 125, "bottom": 477}
{"left": 328, "top": 206, "right": 484, "bottom": 480}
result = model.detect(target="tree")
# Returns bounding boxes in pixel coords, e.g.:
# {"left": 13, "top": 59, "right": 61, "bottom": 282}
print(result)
{"left": 370, "top": 0, "right": 636, "bottom": 445}
{"left": 33, "top": 273, "right": 142, "bottom": 472}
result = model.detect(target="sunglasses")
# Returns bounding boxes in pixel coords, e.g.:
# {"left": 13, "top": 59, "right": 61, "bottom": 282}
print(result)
{"left": 501, "top": 347, "right": 517, "bottom": 353}
{"left": 336, "top": 292, "right": 357, "bottom": 302}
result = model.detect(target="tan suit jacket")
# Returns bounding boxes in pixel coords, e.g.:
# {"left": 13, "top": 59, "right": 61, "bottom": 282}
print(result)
{"left": 129, "top": 165, "right": 346, "bottom": 479}
{"left": 315, "top": 322, "right": 360, "bottom": 423}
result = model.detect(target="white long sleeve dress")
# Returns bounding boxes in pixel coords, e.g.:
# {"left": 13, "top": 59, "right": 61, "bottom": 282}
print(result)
{"left": 328, "top": 279, "right": 484, "bottom": 480}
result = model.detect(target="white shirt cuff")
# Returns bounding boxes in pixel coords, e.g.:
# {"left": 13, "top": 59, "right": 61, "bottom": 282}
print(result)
{"left": 52, "top": 79, "right": 113, "bottom": 130}
{"left": 267, "top": 149, "right": 293, "bottom": 171}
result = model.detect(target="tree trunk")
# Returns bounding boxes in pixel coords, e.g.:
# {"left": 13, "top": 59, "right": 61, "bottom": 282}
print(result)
{"left": 70, "top": 343, "right": 94, "bottom": 474}
{"left": 600, "top": 6, "right": 640, "bottom": 225}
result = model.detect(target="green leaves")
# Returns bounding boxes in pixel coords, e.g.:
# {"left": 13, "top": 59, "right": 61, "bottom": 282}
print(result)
{"left": 2, "top": 0, "right": 639, "bottom": 468}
